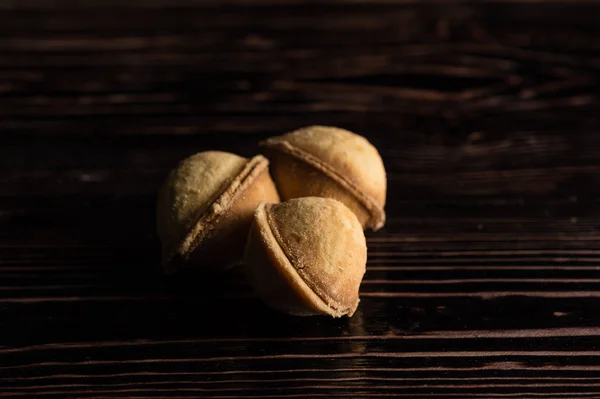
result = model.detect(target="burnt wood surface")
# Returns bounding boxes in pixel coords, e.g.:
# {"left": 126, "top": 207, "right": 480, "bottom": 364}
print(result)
{"left": 2, "top": 1, "right": 600, "bottom": 398}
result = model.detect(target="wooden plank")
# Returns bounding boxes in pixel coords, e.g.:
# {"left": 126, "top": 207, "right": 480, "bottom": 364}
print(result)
{"left": 2, "top": 1, "right": 600, "bottom": 398}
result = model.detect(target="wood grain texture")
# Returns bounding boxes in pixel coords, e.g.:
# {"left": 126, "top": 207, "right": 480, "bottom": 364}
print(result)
{"left": 2, "top": 1, "right": 600, "bottom": 398}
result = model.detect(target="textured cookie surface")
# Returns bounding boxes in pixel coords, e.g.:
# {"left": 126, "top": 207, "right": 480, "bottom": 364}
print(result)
{"left": 262, "top": 126, "right": 386, "bottom": 229}
{"left": 266, "top": 197, "right": 367, "bottom": 314}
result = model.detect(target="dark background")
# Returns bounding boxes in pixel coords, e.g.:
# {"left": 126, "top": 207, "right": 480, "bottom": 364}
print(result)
{"left": 2, "top": 1, "right": 600, "bottom": 397}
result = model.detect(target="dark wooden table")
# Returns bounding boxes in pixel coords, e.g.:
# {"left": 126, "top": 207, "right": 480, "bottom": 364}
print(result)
{"left": 2, "top": 1, "right": 600, "bottom": 397}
